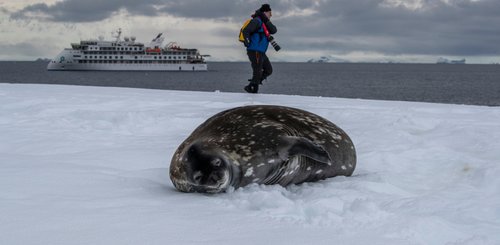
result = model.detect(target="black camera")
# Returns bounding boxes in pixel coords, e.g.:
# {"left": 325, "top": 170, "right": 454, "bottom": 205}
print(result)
{"left": 268, "top": 36, "right": 281, "bottom": 52}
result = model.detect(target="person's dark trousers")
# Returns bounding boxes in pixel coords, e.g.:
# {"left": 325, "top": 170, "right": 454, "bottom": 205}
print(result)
{"left": 246, "top": 50, "right": 273, "bottom": 93}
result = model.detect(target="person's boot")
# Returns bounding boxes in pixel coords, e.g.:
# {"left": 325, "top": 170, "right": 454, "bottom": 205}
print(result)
{"left": 244, "top": 84, "right": 253, "bottom": 93}
{"left": 248, "top": 78, "right": 265, "bottom": 85}
{"left": 244, "top": 83, "right": 259, "bottom": 93}
{"left": 252, "top": 83, "right": 259, "bottom": 93}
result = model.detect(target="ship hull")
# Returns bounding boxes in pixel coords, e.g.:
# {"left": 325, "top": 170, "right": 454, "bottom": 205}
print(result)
{"left": 47, "top": 62, "right": 207, "bottom": 71}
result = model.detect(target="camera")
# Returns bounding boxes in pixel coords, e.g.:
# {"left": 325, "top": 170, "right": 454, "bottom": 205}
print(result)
{"left": 268, "top": 36, "right": 281, "bottom": 52}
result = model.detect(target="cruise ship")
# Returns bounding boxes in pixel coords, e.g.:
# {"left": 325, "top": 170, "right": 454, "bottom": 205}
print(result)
{"left": 47, "top": 28, "right": 208, "bottom": 71}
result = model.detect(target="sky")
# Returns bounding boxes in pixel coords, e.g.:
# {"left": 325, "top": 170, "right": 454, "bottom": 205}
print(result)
{"left": 0, "top": 0, "right": 499, "bottom": 63}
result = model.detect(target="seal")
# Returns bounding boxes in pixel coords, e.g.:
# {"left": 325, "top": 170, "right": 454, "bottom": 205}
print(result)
{"left": 169, "top": 105, "right": 356, "bottom": 193}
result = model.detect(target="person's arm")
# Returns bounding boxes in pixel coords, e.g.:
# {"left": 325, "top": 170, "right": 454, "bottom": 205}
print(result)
{"left": 264, "top": 21, "right": 277, "bottom": 35}
{"left": 258, "top": 12, "right": 277, "bottom": 34}
{"left": 242, "top": 18, "right": 261, "bottom": 46}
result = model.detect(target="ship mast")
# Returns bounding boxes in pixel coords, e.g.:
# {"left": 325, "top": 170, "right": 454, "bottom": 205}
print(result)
{"left": 113, "top": 28, "right": 122, "bottom": 43}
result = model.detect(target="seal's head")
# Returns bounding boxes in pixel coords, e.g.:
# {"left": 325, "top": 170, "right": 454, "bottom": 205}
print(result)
{"left": 170, "top": 142, "right": 236, "bottom": 193}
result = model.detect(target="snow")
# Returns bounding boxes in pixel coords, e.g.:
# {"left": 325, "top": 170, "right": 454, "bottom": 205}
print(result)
{"left": 1, "top": 84, "right": 499, "bottom": 244}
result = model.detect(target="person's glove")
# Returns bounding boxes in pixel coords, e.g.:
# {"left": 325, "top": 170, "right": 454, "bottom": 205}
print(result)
{"left": 258, "top": 12, "right": 270, "bottom": 23}
{"left": 243, "top": 37, "right": 250, "bottom": 47}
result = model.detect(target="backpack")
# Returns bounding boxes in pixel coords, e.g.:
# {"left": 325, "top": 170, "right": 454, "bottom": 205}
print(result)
{"left": 238, "top": 18, "right": 252, "bottom": 43}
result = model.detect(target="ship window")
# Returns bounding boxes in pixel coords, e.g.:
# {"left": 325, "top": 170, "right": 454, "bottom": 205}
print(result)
{"left": 120, "top": 56, "right": 123, "bottom": 59}
{"left": 135, "top": 56, "right": 138, "bottom": 59}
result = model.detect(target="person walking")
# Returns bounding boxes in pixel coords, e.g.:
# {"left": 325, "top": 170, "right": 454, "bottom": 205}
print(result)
{"left": 241, "top": 4, "right": 277, "bottom": 93}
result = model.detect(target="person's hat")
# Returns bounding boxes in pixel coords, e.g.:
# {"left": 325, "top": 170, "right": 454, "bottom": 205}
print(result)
{"left": 259, "top": 4, "right": 272, "bottom": 12}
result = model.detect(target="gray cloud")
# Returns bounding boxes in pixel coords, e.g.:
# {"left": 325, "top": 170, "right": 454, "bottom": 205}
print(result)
{"left": 274, "top": 0, "right": 500, "bottom": 56}
{"left": 0, "top": 42, "right": 53, "bottom": 58}
{"left": 6, "top": 0, "right": 500, "bottom": 57}
{"left": 8, "top": 0, "right": 164, "bottom": 22}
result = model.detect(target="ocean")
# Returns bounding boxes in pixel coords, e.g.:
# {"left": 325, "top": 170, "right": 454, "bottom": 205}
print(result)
{"left": 1, "top": 61, "right": 499, "bottom": 106}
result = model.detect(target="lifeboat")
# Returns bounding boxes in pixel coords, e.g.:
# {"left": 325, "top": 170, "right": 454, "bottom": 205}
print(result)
{"left": 146, "top": 48, "right": 161, "bottom": 53}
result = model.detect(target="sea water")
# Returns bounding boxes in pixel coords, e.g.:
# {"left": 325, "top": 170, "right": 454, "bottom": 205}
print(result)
{"left": 1, "top": 61, "right": 499, "bottom": 106}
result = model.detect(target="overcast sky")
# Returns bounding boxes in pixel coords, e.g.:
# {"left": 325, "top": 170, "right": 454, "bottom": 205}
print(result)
{"left": 1, "top": 0, "right": 499, "bottom": 63}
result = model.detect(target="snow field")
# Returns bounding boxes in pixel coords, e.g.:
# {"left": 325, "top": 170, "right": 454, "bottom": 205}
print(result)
{"left": 1, "top": 84, "right": 499, "bottom": 244}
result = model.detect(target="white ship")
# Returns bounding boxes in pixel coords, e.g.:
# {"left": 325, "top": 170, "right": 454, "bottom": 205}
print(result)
{"left": 47, "top": 28, "right": 208, "bottom": 71}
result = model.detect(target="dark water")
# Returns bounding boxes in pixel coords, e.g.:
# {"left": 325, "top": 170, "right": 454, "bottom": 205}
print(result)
{"left": 1, "top": 61, "right": 499, "bottom": 106}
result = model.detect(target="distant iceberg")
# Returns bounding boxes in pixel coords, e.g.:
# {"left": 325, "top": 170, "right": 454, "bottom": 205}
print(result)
{"left": 307, "top": 55, "right": 350, "bottom": 63}
{"left": 437, "top": 57, "right": 466, "bottom": 64}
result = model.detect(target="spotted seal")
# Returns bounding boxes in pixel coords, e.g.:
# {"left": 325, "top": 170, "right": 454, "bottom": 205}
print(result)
{"left": 169, "top": 105, "right": 356, "bottom": 193}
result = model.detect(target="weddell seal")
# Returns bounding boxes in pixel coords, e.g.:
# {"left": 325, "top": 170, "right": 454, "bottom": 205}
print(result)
{"left": 169, "top": 105, "right": 356, "bottom": 193}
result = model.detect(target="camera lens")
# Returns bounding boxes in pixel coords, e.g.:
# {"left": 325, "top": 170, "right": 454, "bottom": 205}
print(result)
{"left": 272, "top": 42, "right": 281, "bottom": 51}
{"left": 268, "top": 36, "right": 281, "bottom": 51}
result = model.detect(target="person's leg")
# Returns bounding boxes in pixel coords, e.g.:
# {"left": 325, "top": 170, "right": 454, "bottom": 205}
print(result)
{"left": 261, "top": 53, "right": 273, "bottom": 83}
{"left": 246, "top": 51, "right": 264, "bottom": 93}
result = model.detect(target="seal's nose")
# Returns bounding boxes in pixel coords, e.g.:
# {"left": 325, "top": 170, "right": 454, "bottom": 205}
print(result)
{"left": 189, "top": 157, "right": 225, "bottom": 185}
{"left": 185, "top": 144, "right": 228, "bottom": 190}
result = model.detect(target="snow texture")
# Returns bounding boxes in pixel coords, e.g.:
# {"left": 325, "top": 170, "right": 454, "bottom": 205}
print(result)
{"left": 1, "top": 84, "right": 499, "bottom": 244}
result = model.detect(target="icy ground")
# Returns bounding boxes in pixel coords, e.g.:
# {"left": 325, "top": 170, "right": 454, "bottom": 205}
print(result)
{"left": 1, "top": 84, "right": 499, "bottom": 244}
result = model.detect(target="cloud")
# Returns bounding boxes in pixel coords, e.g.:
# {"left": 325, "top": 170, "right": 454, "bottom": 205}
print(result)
{"left": 0, "top": 42, "right": 53, "bottom": 58}
{"left": 273, "top": 0, "right": 500, "bottom": 56}
{"left": 8, "top": 0, "right": 163, "bottom": 22}
{"left": 7, "top": 0, "right": 318, "bottom": 22}
{"left": 5, "top": 0, "right": 500, "bottom": 59}
{"left": 7, "top": 0, "right": 265, "bottom": 22}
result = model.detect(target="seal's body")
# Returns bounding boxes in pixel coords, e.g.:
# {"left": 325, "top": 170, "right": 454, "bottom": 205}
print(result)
{"left": 169, "top": 105, "right": 356, "bottom": 193}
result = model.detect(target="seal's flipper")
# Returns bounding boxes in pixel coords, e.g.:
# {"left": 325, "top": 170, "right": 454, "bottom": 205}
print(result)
{"left": 279, "top": 136, "right": 332, "bottom": 165}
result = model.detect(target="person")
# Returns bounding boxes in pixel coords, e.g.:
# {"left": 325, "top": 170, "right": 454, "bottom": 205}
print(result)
{"left": 241, "top": 4, "right": 277, "bottom": 93}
